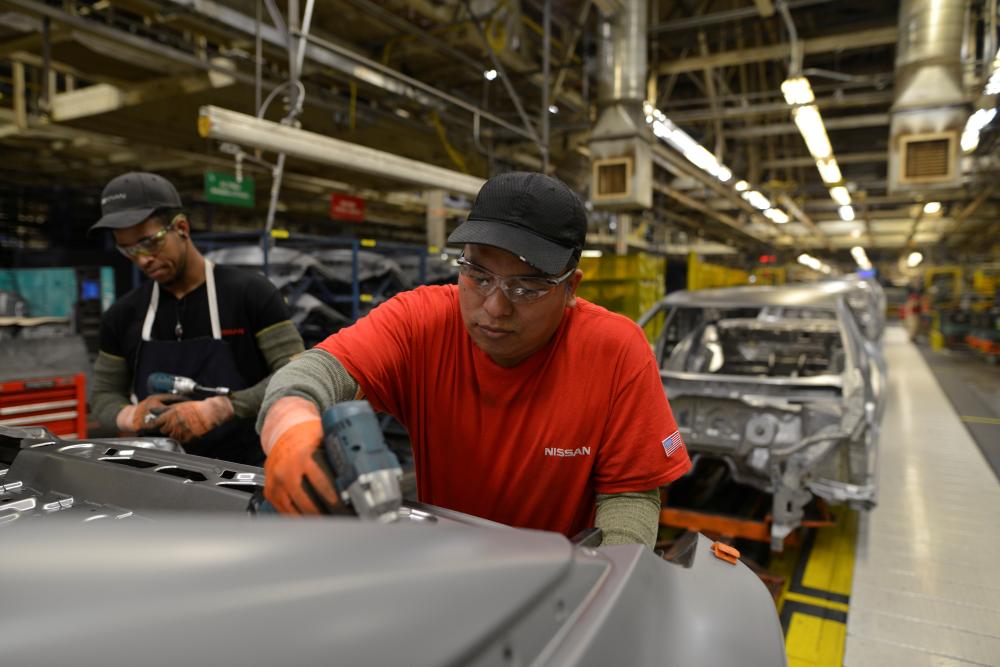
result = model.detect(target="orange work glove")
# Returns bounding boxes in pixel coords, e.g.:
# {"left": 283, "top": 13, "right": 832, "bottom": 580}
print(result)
{"left": 115, "top": 393, "right": 186, "bottom": 433}
{"left": 154, "top": 395, "right": 234, "bottom": 444}
{"left": 261, "top": 397, "right": 342, "bottom": 515}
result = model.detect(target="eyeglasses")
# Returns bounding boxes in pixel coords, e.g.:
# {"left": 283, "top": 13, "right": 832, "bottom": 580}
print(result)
{"left": 456, "top": 256, "right": 574, "bottom": 304}
{"left": 116, "top": 216, "right": 182, "bottom": 259}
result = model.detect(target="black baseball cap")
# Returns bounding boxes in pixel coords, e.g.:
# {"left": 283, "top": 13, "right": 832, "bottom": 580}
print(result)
{"left": 89, "top": 172, "right": 183, "bottom": 232}
{"left": 448, "top": 171, "right": 587, "bottom": 275}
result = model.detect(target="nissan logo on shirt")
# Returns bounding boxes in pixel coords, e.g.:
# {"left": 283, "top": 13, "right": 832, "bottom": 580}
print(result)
{"left": 544, "top": 446, "right": 592, "bottom": 457}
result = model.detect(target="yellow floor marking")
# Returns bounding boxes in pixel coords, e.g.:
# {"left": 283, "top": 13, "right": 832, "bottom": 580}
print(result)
{"left": 785, "top": 613, "right": 847, "bottom": 667}
{"left": 960, "top": 415, "right": 1000, "bottom": 425}
{"left": 801, "top": 507, "right": 858, "bottom": 597}
{"left": 782, "top": 591, "right": 849, "bottom": 613}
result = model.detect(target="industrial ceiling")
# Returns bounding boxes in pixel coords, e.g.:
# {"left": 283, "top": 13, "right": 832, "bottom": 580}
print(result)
{"left": 1, "top": 0, "right": 998, "bottom": 271}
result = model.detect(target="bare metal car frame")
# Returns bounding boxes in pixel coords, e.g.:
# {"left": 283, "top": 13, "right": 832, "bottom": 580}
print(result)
{"left": 639, "top": 280, "right": 886, "bottom": 550}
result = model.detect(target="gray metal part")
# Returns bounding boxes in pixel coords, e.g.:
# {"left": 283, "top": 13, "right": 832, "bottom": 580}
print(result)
{"left": 0, "top": 519, "right": 785, "bottom": 667}
{"left": 548, "top": 535, "right": 787, "bottom": 667}
{"left": 2, "top": 439, "right": 262, "bottom": 521}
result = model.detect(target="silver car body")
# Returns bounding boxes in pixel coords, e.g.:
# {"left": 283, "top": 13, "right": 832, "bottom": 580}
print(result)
{"left": 639, "top": 281, "right": 886, "bottom": 550}
{"left": 0, "top": 427, "right": 787, "bottom": 666}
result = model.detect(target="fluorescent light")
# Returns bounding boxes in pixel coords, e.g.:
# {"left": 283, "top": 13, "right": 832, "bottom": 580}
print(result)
{"left": 764, "top": 208, "right": 790, "bottom": 224}
{"left": 717, "top": 167, "right": 732, "bottom": 182}
{"left": 838, "top": 205, "right": 856, "bottom": 222}
{"left": 792, "top": 105, "right": 832, "bottom": 159}
{"left": 923, "top": 201, "right": 941, "bottom": 215}
{"left": 734, "top": 180, "right": 749, "bottom": 192}
{"left": 645, "top": 107, "right": 739, "bottom": 185}
{"left": 742, "top": 190, "right": 772, "bottom": 211}
{"left": 907, "top": 251, "right": 923, "bottom": 268}
{"left": 484, "top": 69, "right": 498, "bottom": 81}
{"left": 581, "top": 249, "right": 603, "bottom": 258}
{"left": 851, "top": 229, "right": 862, "bottom": 239}
{"left": 830, "top": 186, "right": 851, "bottom": 206}
{"left": 851, "top": 246, "right": 872, "bottom": 270}
{"left": 961, "top": 107, "right": 997, "bottom": 153}
{"left": 548, "top": 105, "right": 559, "bottom": 114}
{"left": 815, "top": 158, "right": 842, "bottom": 185}
{"left": 781, "top": 77, "right": 815, "bottom": 106}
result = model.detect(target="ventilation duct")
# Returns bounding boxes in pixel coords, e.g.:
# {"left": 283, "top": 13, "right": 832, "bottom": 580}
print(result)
{"left": 589, "top": 0, "right": 653, "bottom": 209}
{"left": 888, "top": 0, "right": 970, "bottom": 192}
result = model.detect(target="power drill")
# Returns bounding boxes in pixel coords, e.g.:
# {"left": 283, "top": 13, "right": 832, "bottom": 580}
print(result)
{"left": 147, "top": 372, "right": 231, "bottom": 397}
{"left": 319, "top": 401, "right": 403, "bottom": 522}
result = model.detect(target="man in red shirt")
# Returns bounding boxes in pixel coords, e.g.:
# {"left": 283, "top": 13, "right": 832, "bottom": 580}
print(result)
{"left": 257, "top": 172, "right": 690, "bottom": 546}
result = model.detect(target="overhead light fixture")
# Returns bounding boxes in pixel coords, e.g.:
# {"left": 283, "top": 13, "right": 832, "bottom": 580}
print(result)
{"left": 791, "top": 105, "right": 833, "bottom": 160}
{"left": 961, "top": 107, "right": 997, "bottom": 153}
{"left": 764, "top": 208, "right": 790, "bottom": 224}
{"left": 581, "top": 249, "right": 603, "bottom": 258}
{"left": 483, "top": 69, "right": 498, "bottom": 81}
{"left": 797, "top": 252, "right": 830, "bottom": 273}
{"left": 780, "top": 77, "right": 815, "bottom": 106}
{"left": 850, "top": 246, "right": 872, "bottom": 271}
{"left": 984, "top": 46, "right": 1000, "bottom": 95}
{"left": 734, "top": 180, "right": 749, "bottom": 192}
{"left": 922, "top": 201, "right": 942, "bottom": 215}
{"left": 198, "top": 105, "right": 485, "bottom": 196}
{"left": 838, "top": 205, "right": 856, "bottom": 222}
{"left": 851, "top": 229, "right": 863, "bottom": 239}
{"left": 830, "top": 185, "right": 852, "bottom": 206}
{"left": 815, "top": 158, "right": 843, "bottom": 185}
{"left": 907, "top": 251, "right": 923, "bottom": 268}
{"left": 548, "top": 105, "right": 559, "bottom": 114}
{"left": 742, "top": 190, "right": 772, "bottom": 211}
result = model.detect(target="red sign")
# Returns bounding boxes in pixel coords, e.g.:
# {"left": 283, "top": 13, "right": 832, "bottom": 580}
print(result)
{"left": 330, "top": 193, "right": 365, "bottom": 222}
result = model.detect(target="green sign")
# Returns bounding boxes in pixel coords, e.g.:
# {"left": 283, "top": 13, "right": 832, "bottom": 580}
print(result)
{"left": 204, "top": 171, "right": 255, "bottom": 208}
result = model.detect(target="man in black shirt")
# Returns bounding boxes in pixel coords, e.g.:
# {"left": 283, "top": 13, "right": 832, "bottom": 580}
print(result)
{"left": 90, "top": 172, "right": 304, "bottom": 465}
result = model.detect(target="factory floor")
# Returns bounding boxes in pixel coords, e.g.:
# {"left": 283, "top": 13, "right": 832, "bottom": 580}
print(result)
{"left": 843, "top": 326, "right": 1000, "bottom": 665}
{"left": 771, "top": 327, "right": 1000, "bottom": 666}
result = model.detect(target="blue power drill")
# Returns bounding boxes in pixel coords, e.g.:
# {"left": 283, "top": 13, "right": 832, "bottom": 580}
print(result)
{"left": 319, "top": 401, "right": 403, "bottom": 522}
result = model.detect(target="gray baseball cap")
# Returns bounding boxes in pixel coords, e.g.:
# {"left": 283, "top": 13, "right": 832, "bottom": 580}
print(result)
{"left": 90, "top": 172, "right": 183, "bottom": 232}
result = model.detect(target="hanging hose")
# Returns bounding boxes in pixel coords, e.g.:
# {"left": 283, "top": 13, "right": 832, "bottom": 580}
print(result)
{"left": 431, "top": 110, "right": 469, "bottom": 173}
{"left": 776, "top": 0, "right": 803, "bottom": 77}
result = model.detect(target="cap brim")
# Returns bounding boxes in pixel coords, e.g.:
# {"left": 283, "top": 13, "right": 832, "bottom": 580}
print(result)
{"left": 448, "top": 219, "right": 575, "bottom": 275}
{"left": 88, "top": 206, "right": 159, "bottom": 234}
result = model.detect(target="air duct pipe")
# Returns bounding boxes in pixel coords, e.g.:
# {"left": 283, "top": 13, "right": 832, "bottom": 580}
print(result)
{"left": 590, "top": 0, "right": 653, "bottom": 210}
{"left": 888, "top": 0, "right": 970, "bottom": 192}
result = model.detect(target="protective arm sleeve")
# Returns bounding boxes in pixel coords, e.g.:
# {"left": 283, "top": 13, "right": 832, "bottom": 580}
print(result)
{"left": 228, "top": 320, "right": 305, "bottom": 419}
{"left": 594, "top": 488, "right": 661, "bottom": 548}
{"left": 90, "top": 351, "right": 132, "bottom": 429}
{"left": 256, "top": 347, "right": 359, "bottom": 434}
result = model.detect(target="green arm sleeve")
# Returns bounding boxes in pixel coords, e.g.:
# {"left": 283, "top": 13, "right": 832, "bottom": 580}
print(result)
{"left": 228, "top": 320, "right": 305, "bottom": 419}
{"left": 594, "top": 488, "right": 662, "bottom": 548}
{"left": 255, "top": 347, "right": 359, "bottom": 433}
{"left": 91, "top": 351, "right": 131, "bottom": 429}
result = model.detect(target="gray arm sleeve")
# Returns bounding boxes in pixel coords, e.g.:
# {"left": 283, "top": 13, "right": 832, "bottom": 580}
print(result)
{"left": 90, "top": 351, "right": 131, "bottom": 429}
{"left": 229, "top": 320, "right": 305, "bottom": 419}
{"left": 594, "top": 488, "right": 661, "bottom": 548}
{"left": 255, "top": 347, "right": 359, "bottom": 434}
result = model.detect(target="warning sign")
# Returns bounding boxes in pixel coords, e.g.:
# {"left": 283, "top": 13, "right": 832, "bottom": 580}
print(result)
{"left": 330, "top": 193, "right": 365, "bottom": 222}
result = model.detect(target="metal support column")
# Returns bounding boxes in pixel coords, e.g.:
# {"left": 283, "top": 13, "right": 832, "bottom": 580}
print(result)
{"left": 426, "top": 189, "right": 447, "bottom": 252}
{"left": 615, "top": 214, "right": 631, "bottom": 255}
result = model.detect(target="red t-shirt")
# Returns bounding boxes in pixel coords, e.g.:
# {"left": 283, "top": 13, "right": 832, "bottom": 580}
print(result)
{"left": 318, "top": 285, "right": 691, "bottom": 536}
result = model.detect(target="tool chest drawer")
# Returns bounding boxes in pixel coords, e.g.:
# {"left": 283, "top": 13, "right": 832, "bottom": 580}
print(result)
{"left": 0, "top": 374, "right": 87, "bottom": 438}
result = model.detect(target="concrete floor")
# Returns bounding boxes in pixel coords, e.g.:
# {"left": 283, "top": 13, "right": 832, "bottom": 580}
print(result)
{"left": 844, "top": 327, "right": 1000, "bottom": 666}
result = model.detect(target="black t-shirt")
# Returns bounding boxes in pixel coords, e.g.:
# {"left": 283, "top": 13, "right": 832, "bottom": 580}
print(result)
{"left": 100, "top": 264, "right": 289, "bottom": 389}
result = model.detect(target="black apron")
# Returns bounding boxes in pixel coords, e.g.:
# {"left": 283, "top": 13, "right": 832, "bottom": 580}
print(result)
{"left": 132, "top": 261, "right": 264, "bottom": 466}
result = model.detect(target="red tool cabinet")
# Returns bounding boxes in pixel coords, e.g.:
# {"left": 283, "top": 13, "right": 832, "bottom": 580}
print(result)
{"left": 0, "top": 373, "right": 87, "bottom": 438}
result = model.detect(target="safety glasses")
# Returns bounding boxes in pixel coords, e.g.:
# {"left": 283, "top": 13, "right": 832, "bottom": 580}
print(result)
{"left": 456, "top": 256, "right": 574, "bottom": 304}
{"left": 116, "top": 216, "right": 182, "bottom": 259}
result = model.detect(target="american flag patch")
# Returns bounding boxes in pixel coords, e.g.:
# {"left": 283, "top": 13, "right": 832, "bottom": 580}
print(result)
{"left": 662, "top": 431, "right": 684, "bottom": 458}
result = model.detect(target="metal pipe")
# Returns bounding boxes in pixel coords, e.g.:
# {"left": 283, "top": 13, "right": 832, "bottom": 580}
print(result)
{"left": 255, "top": 0, "right": 262, "bottom": 114}
{"left": 295, "top": 30, "right": 536, "bottom": 142}
{"left": 541, "top": 0, "right": 551, "bottom": 171}
{"left": 776, "top": 0, "right": 802, "bottom": 76}
{"left": 40, "top": 16, "right": 51, "bottom": 112}
{"left": 460, "top": 0, "right": 542, "bottom": 148}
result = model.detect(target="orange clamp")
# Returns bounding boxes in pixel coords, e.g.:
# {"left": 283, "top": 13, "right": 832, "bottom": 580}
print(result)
{"left": 711, "top": 541, "right": 740, "bottom": 565}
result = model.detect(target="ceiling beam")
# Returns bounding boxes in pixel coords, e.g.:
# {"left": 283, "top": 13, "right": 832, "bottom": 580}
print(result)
{"left": 728, "top": 113, "right": 889, "bottom": 138}
{"left": 665, "top": 90, "right": 894, "bottom": 123}
{"left": 762, "top": 151, "right": 887, "bottom": 169}
{"left": 649, "top": 0, "right": 833, "bottom": 34}
{"left": 657, "top": 26, "right": 898, "bottom": 75}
